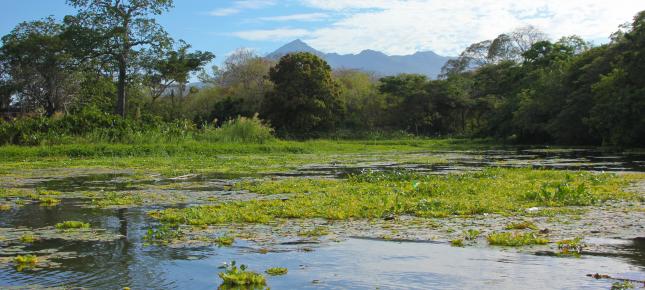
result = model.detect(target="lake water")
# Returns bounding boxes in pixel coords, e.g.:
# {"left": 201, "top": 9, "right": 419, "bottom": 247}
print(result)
{"left": 1, "top": 149, "right": 644, "bottom": 289}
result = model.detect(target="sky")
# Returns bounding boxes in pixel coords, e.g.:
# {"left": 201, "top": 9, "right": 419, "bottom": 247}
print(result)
{"left": 2, "top": 0, "right": 645, "bottom": 63}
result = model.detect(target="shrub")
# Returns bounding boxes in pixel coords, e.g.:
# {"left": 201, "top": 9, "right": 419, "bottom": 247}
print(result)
{"left": 199, "top": 114, "right": 274, "bottom": 143}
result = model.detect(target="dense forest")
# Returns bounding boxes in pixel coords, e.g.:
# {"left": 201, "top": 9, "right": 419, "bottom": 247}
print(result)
{"left": 0, "top": 1, "right": 643, "bottom": 147}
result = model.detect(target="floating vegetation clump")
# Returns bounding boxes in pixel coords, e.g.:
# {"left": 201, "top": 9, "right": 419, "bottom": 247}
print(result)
{"left": 144, "top": 224, "right": 182, "bottom": 245}
{"left": 218, "top": 261, "right": 266, "bottom": 286}
{"left": 298, "top": 226, "right": 330, "bottom": 237}
{"left": 38, "top": 197, "right": 61, "bottom": 206}
{"left": 152, "top": 168, "right": 639, "bottom": 226}
{"left": 92, "top": 191, "right": 144, "bottom": 208}
{"left": 55, "top": 221, "right": 90, "bottom": 230}
{"left": 557, "top": 237, "right": 585, "bottom": 256}
{"left": 213, "top": 235, "right": 235, "bottom": 247}
{"left": 0, "top": 203, "right": 11, "bottom": 211}
{"left": 505, "top": 221, "right": 538, "bottom": 230}
{"left": 266, "top": 267, "right": 288, "bottom": 276}
{"left": 525, "top": 178, "right": 596, "bottom": 206}
{"left": 14, "top": 255, "right": 38, "bottom": 271}
{"left": 20, "top": 233, "right": 37, "bottom": 243}
{"left": 611, "top": 281, "right": 635, "bottom": 289}
{"left": 487, "top": 232, "right": 549, "bottom": 247}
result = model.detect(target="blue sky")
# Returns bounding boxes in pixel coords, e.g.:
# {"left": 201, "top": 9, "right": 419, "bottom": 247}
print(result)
{"left": 3, "top": 0, "right": 645, "bottom": 63}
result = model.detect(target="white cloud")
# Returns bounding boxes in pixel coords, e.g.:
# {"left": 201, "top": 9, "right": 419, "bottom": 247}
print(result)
{"left": 295, "top": 0, "right": 645, "bottom": 56}
{"left": 209, "top": 0, "right": 276, "bottom": 17}
{"left": 258, "top": 13, "right": 329, "bottom": 22}
{"left": 233, "top": 28, "right": 310, "bottom": 41}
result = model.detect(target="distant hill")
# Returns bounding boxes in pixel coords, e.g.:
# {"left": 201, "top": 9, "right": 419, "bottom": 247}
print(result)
{"left": 266, "top": 39, "right": 452, "bottom": 79}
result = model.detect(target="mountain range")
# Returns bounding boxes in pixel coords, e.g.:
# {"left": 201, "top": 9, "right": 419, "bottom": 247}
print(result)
{"left": 266, "top": 39, "right": 452, "bottom": 79}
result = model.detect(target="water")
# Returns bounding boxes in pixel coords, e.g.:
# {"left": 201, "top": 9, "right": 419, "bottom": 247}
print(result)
{"left": 1, "top": 149, "right": 644, "bottom": 289}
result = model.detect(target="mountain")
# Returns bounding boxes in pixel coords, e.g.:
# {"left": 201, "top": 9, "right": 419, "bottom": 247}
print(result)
{"left": 266, "top": 39, "right": 452, "bottom": 79}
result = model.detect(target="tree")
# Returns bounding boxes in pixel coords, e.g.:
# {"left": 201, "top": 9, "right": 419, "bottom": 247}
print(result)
{"left": 0, "top": 17, "right": 78, "bottom": 116}
{"left": 441, "top": 26, "right": 547, "bottom": 77}
{"left": 209, "top": 49, "right": 274, "bottom": 114}
{"left": 143, "top": 42, "right": 214, "bottom": 103}
{"left": 262, "top": 52, "right": 342, "bottom": 135}
{"left": 334, "top": 69, "right": 384, "bottom": 130}
{"left": 378, "top": 74, "right": 436, "bottom": 134}
{"left": 67, "top": 0, "right": 174, "bottom": 117}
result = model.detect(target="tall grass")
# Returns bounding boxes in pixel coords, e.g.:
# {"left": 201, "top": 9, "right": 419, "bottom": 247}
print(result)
{"left": 198, "top": 114, "right": 274, "bottom": 144}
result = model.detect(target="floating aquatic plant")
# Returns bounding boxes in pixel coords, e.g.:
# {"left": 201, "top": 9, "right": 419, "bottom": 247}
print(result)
{"left": 218, "top": 261, "right": 266, "bottom": 286}
{"left": 265, "top": 267, "right": 288, "bottom": 276}
{"left": 55, "top": 221, "right": 90, "bottom": 230}
{"left": 487, "top": 232, "right": 549, "bottom": 246}
{"left": 505, "top": 221, "right": 538, "bottom": 230}
{"left": 556, "top": 237, "right": 585, "bottom": 256}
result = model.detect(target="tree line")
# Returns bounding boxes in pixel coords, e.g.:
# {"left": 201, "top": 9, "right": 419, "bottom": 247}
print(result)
{"left": 0, "top": 1, "right": 643, "bottom": 146}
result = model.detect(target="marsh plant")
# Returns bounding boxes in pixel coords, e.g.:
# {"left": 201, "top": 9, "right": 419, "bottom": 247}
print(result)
{"left": 451, "top": 239, "right": 465, "bottom": 247}
{"left": 463, "top": 229, "right": 481, "bottom": 240}
{"left": 218, "top": 261, "right": 266, "bottom": 286}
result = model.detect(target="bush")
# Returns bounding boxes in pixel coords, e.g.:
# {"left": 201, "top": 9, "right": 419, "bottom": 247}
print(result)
{"left": 199, "top": 114, "right": 274, "bottom": 143}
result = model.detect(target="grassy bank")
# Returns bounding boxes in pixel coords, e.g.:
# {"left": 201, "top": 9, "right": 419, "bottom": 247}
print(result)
{"left": 0, "top": 138, "right": 489, "bottom": 176}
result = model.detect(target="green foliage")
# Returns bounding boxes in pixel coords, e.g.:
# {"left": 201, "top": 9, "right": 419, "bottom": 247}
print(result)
{"left": 451, "top": 239, "right": 464, "bottom": 247}
{"left": 218, "top": 261, "right": 266, "bottom": 286}
{"left": 265, "top": 267, "right": 288, "bottom": 276}
{"left": 55, "top": 221, "right": 90, "bottom": 230}
{"left": 525, "top": 178, "right": 596, "bottom": 206}
{"left": 487, "top": 232, "right": 549, "bottom": 246}
{"left": 262, "top": 52, "right": 343, "bottom": 136}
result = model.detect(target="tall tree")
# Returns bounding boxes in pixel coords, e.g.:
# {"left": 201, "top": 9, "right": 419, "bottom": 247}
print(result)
{"left": 262, "top": 52, "right": 342, "bottom": 135}
{"left": 67, "top": 0, "right": 174, "bottom": 117}
{"left": 143, "top": 42, "right": 214, "bottom": 103}
{"left": 0, "top": 17, "right": 77, "bottom": 116}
